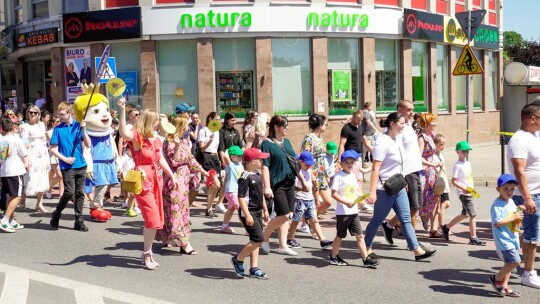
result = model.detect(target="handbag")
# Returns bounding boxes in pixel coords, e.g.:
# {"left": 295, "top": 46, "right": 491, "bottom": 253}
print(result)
{"left": 380, "top": 146, "right": 406, "bottom": 196}
{"left": 124, "top": 134, "right": 144, "bottom": 195}
{"left": 434, "top": 154, "right": 446, "bottom": 195}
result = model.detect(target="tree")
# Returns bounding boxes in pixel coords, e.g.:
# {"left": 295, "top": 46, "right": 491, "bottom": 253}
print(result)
{"left": 503, "top": 31, "right": 524, "bottom": 49}
{"left": 506, "top": 40, "right": 540, "bottom": 66}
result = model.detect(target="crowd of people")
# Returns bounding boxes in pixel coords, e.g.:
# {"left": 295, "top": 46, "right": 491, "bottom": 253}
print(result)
{"left": 1, "top": 96, "right": 539, "bottom": 297}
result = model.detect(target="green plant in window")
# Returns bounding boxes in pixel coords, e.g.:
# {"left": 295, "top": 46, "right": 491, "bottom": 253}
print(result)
{"left": 274, "top": 110, "right": 310, "bottom": 117}
{"left": 457, "top": 104, "right": 466, "bottom": 111}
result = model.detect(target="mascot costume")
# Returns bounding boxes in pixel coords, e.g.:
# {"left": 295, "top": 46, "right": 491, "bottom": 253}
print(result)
{"left": 73, "top": 83, "right": 119, "bottom": 222}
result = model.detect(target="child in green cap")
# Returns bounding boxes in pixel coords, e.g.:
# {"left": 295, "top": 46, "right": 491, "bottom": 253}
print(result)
{"left": 221, "top": 145, "right": 244, "bottom": 234}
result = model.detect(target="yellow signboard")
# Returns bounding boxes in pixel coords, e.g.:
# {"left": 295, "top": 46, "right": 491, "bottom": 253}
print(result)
{"left": 452, "top": 44, "right": 484, "bottom": 76}
{"left": 444, "top": 16, "right": 469, "bottom": 46}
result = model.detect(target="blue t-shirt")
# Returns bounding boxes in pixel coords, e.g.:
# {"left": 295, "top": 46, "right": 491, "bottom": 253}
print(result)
{"left": 225, "top": 161, "right": 244, "bottom": 192}
{"left": 490, "top": 197, "right": 520, "bottom": 251}
{"left": 50, "top": 121, "right": 87, "bottom": 170}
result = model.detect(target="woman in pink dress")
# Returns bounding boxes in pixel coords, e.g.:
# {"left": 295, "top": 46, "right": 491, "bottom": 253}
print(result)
{"left": 157, "top": 115, "right": 217, "bottom": 254}
{"left": 117, "top": 97, "right": 180, "bottom": 270}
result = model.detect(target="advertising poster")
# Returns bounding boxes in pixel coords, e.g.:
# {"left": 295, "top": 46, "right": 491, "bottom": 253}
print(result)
{"left": 331, "top": 70, "right": 352, "bottom": 102}
{"left": 116, "top": 71, "right": 138, "bottom": 101}
{"left": 65, "top": 47, "right": 91, "bottom": 104}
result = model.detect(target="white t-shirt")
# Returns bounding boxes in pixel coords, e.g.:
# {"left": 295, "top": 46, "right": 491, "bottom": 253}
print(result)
{"left": 295, "top": 168, "right": 314, "bottom": 200}
{"left": 0, "top": 134, "right": 28, "bottom": 177}
{"left": 331, "top": 170, "right": 359, "bottom": 215}
{"left": 507, "top": 129, "right": 540, "bottom": 196}
{"left": 399, "top": 123, "right": 423, "bottom": 175}
{"left": 453, "top": 160, "right": 473, "bottom": 196}
{"left": 198, "top": 127, "right": 220, "bottom": 154}
{"left": 372, "top": 134, "right": 405, "bottom": 190}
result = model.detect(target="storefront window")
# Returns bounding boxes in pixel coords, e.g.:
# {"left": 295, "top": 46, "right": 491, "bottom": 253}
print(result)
{"left": 214, "top": 38, "right": 255, "bottom": 118}
{"left": 436, "top": 44, "right": 449, "bottom": 112}
{"left": 375, "top": 39, "right": 399, "bottom": 112}
{"left": 472, "top": 49, "right": 483, "bottom": 110}
{"left": 110, "top": 42, "right": 142, "bottom": 107}
{"left": 272, "top": 38, "right": 311, "bottom": 117}
{"left": 454, "top": 46, "right": 467, "bottom": 111}
{"left": 487, "top": 51, "right": 498, "bottom": 110}
{"left": 412, "top": 42, "right": 428, "bottom": 112}
{"left": 27, "top": 61, "right": 45, "bottom": 105}
{"left": 14, "top": 0, "right": 23, "bottom": 24}
{"left": 327, "top": 38, "right": 359, "bottom": 116}
{"left": 158, "top": 40, "right": 198, "bottom": 115}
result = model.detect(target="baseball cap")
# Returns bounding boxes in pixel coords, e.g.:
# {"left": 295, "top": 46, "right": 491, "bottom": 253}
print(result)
{"left": 297, "top": 151, "right": 315, "bottom": 165}
{"left": 497, "top": 174, "right": 519, "bottom": 187}
{"left": 243, "top": 148, "right": 270, "bottom": 161}
{"left": 228, "top": 145, "right": 244, "bottom": 156}
{"left": 455, "top": 141, "right": 472, "bottom": 151}
{"left": 175, "top": 103, "right": 195, "bottom": 114}
{"left": 341, "top": 150, "right": 360, "bottom": 162}
{"left": 326, "top": 141, "right": 338, "bottom": 155}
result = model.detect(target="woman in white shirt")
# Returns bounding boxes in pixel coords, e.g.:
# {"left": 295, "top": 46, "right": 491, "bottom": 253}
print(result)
{"left": 364, "top": 112, "right": 437, "bottom": 261}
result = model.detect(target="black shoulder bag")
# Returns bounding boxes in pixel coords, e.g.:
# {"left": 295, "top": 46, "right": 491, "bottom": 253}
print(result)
{"left": 379, "top": 146, "right": 407, "bottom": 196}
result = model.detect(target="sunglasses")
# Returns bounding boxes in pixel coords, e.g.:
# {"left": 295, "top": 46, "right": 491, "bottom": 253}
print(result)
{"left": 29, "top": 111, "right": 39, "bottom": 115}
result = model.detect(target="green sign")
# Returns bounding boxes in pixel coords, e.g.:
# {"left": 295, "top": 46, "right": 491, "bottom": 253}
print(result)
{"left": 180, "top": 10, "right": 252, "bottom": 28}
{"left": 331, "top": 70, "right": 352, "bottom": 102}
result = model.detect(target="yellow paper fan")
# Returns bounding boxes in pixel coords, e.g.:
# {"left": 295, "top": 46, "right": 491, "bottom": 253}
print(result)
{"left": 208, "top": 120, "right": 222, "bottom": 133}
{"left": 106, "top": 78, "right": 126, "bottom": 97}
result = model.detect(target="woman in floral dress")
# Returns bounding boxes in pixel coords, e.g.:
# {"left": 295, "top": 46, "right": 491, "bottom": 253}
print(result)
{"left": 158, "top": 115, "right": 216, "bottom": 255}
{"left": 417, "top": 113, "right": 442, "bottom": 236}
{"left": 300, "top": 114, "right": 331, "bottom": 216}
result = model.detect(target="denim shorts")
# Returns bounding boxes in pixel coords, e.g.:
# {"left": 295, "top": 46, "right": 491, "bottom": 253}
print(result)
{"left": 459, "top": 195, "right": 477, "bottom": 217}
{"left": 292, "top": 198, "right": 316, "bottom": 222}
{"left": 500, "top": 248, "right": 521, "bottom": 264}
{"left": 512, "top": 194, "right": 540, "bottom": 243}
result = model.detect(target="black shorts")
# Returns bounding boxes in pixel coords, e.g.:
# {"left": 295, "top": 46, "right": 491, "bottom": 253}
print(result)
{"left": 1, "top": 175, "right": 25, "bottom": 198}
{"left": 440, "top": 192, "right": 450, "bottom": 202}
{"left": 202, "top": 152, "right": 221, "bottom": 175}
{"left": 336, "top": 214, "right": 363, "bottom": 238}
{"left": 272, "top": 178, "right": 296, "bottom": 216}
{"left": 405, "top": 172, "right": 422, "bottom": 211}
{"left": 239, "top": 210, "right": 264, "bottom": 243}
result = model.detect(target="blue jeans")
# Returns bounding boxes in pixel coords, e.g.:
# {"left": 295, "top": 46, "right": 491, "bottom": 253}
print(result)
{"left": 512, "top": 194, "right": 540, "bottom": 243}
{"left": 364, "top": 188, "right": 420, "bottom": 251}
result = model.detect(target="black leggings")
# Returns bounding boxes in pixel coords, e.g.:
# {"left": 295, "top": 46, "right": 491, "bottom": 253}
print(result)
{"left": 272, "top": 178, "right": 295, "bottom": 216}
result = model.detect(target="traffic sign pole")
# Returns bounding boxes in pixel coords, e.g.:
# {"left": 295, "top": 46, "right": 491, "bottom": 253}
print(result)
{"left": 466, "top": 10, "right": 471, "bottom": 144}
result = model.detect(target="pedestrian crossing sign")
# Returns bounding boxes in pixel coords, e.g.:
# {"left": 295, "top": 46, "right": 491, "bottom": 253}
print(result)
{"left": 94, "top": 57, "right": 117, "bottom": 83}
{"left": 452, "top": 44, "right": 483, "bottom": 76}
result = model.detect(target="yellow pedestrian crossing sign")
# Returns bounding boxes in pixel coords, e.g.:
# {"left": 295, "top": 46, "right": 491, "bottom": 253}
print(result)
{"left": 453, "top": 44, "right": 483, "bottom": 76}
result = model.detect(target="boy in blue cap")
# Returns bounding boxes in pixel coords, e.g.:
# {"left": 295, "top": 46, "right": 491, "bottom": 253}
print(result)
{"left": 329, "top": 150, "right": 379, "bottom": 268}
{"left": 287, "top": 151, "right": 333, "bottom": 250}
{"left": 489, "top": 174, "right": 523, "bottom": 297}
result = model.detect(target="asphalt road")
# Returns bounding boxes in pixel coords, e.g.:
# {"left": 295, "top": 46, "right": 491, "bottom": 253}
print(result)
{"left": 1, "top": 186, "right": 540, "bottom": 304}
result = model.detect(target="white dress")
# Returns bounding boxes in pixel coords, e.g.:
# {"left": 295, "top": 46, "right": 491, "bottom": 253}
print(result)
{"left": 21, "top": 122, "right": 50, "bottom": 195}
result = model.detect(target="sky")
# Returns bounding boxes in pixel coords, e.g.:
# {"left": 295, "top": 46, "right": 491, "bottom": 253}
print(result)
{"left": 503, "top": 0, "right": 540, "bottom": 41}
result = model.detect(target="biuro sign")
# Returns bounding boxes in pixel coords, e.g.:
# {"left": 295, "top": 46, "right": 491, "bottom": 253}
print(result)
{"left": 16, "top": 27, "right": 58, "bottom": 48}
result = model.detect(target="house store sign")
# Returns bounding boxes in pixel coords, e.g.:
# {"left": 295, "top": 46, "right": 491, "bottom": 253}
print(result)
{"left": 16, "top": 27, "right": 58, "bottom": 48}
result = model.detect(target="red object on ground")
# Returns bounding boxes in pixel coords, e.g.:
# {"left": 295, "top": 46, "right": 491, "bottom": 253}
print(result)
{"left": 90, "top": 208, "right": 112, "bottom": 222}
{"left": 206, "top": 169, "right": 217, "bottom": 188}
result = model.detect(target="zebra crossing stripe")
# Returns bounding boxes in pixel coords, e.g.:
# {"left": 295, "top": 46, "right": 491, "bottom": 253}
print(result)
{"left": 0, "top": 270, "right": 29, "bottom": 304}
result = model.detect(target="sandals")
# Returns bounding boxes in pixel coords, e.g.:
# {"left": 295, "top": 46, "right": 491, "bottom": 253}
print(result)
{"left": 141, "top": 251, "right": 159, "bottom": 270}
{"left": 504, "top": 288, "right": 521, "bottom": 297}
{"left": 113, "top": 195, "right": 124, "bottom": 202}
{"left": 249, "top": 267, "right": 269, "bottom": 280}
{"left": 180, "top": 247, "right": 198, "bottom": 255}
{"left": 429, "top": 230, "right": 443, "bottom": 238}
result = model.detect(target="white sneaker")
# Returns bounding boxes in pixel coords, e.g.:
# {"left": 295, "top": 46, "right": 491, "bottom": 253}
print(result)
{"left": 134, "top": 206, "right": 141, "bottom": 214}
{"left": 121, "top": 201, "right": 128, "bottom": 209}
{"left": 44, "top": 191, "right": 52, "bottom": 199}
{"left": 300, "top": 224, "right": 311, "bottom": 234}
{"left": 261, "top": 242, "right": 271, "bottom": 253}
{"left": 215, "top": 203, "right": 227, "bottom": 213}
{"left": 0, "top": 222, "right": 15, "bottom": 233}
{"left": 10, "top": 220, "right": 24, "bottom": 230}
{"left": 360, "top": 204, "right": 374, "bottom": 214}
{"left": 521, "top": 270, "right": 540, "bottom": 288}
{"left": 276, "top": 247, "right": 297, "bottom": 256}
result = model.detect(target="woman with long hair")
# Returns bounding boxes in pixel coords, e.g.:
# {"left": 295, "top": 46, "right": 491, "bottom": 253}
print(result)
{"left": 117, "top": 97, "right": 180, "bottom": 270}
{"left": 46, "top": 115, "right": 63, "bottom": 198}
{"left": 20, "top": 105, "right": 50, "bottom": 212}
{"left": 243, "top": 110, "right": 258, "bottom": 149}
{"left": 364, "top": 112, "right": 437, "bottom": 261}
{"left": 157, "top": 115, "right": 216, "bottom": 254}
{"left": 251, "top": 112, "right": 270, "bottom": 149}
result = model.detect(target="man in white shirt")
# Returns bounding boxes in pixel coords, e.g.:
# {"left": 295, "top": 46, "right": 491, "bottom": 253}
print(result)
{"left": 381, "top": 100, "right": 425, "bottom": 245}
{"left": 508, "top": 102, "right": 540, "bottom": 288}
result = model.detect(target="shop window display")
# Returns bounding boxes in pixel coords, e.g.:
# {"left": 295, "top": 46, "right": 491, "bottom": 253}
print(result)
{"left": 412, "top": 42, "right": 428, "bottom": 112}
{"left": 327, "top": 38, "right": 360, "bottom": 116}
{"left": 436, "top": 44, "right": 449, "bottom": 112}
{"left": 486, "top": 51, "right": 498, "bottom": 110}
{"left": 375, "top": 39, "right": 399, "bottom": 112}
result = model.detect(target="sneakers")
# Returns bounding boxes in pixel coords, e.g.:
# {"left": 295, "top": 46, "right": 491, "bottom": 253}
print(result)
{"left": 521, "top": 270, "right": 540, "bottom": 288}
{"left": 360, "top": 204, "right": 373, "bottom": 214}
{"left": 231, "top": 256, "right": 244, "bottom": 277}
{"left": 469, "top": 237, "right": 486, "bottom": 246}
{"left": 44, "top": 191, "right": 52, "bottom": 199}
{"left": 74, "top": 221, "right": 89, "bottom": 232}
{"left": 320, "top": 240, "right": 333, "bottom": 250}
{"left": 120, "top": 201, "right": 128, "bottom": 209}
{"left": 0, "top": 222, "right": 15, "bottom": 233}
{"left": 10, "top": 220, "right": 24, "bottom": 230}
{"left": 286, "top": 239, "right": 301, "bottom": 249}
{"left": 380, "top": 221, "right": 394, "bottom": 245}
{"left": 220, "top": 226, "right": 235, "bottom": 234}
{"left": 134, "top": 206, "right": 141, "bottom": 214}
{"left": 489, "top": 275, "right": 506, "bottom": 296}
{"left": 277, "top": 247, "right": 298, "bottom": 256}
{"left": 261, "top": 242, "right": 270, "bottom": 253}
{"left": 442, "top": 224, "right": 450, "bottom": 240}
{"left": 329, "top": 255, "right": 348, "bottom": 266}
{"left": 300, "top": 224, "right": 311, "bottom": 234}
{"left": 126, "top": 208, "right": 137, "bottom": 217}
{"left": 415, "top": 249, "right": 437, "bottom": 261}
{"left": 368, "top": 252, "right": 382, "bottom": 260}
{"left": 50, "top": 211, "right": 60, "bottom": 230}
{"left": 363, "top": 256, "right": 380, "bottom": 269}
{"left": 215, "top": 203, "right": 227, "bottom": 213}
{"left": 205, "top": 210, "right": 218, "bottom": 218}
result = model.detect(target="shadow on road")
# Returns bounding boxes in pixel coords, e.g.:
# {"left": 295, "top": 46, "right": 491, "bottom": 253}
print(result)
{"left": 47, "top": 254, "right": 141, "bottom": 269}
{"left": 185, "top": 267, "right": 243, "bottom": 280}
{"left": 418, "top": 268, "right": 500, "bottom": 297}
{"left": 206, "top": 244, "right": 245, "bottom": 256}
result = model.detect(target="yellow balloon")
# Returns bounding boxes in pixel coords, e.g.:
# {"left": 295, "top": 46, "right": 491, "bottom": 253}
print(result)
{"left": 106, "top": 78, "right": 126, "bottom": 97}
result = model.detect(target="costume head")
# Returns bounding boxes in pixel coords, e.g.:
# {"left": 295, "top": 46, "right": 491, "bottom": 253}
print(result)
{"left": 73, "top": 83, "right": 111, "bottom": 132}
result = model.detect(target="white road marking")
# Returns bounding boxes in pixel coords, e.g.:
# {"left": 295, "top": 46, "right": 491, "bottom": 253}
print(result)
{"left": 0, "top": 263, "right": 175, "bottom": 304}
{"left": 0, "top": 270, "right": 29, "bottom": 304}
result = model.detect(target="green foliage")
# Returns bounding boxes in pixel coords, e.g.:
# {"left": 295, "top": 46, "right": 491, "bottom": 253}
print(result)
{"left": 274, "top": 110, "right": 310, "bottom": 117}
{"left": 503, "top": 31, "right": 524, "bottom": 49}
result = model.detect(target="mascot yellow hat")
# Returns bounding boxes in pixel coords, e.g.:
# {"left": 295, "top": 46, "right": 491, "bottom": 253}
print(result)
{"left": 73, "top": 83, "right": 109, "bottom": 122}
